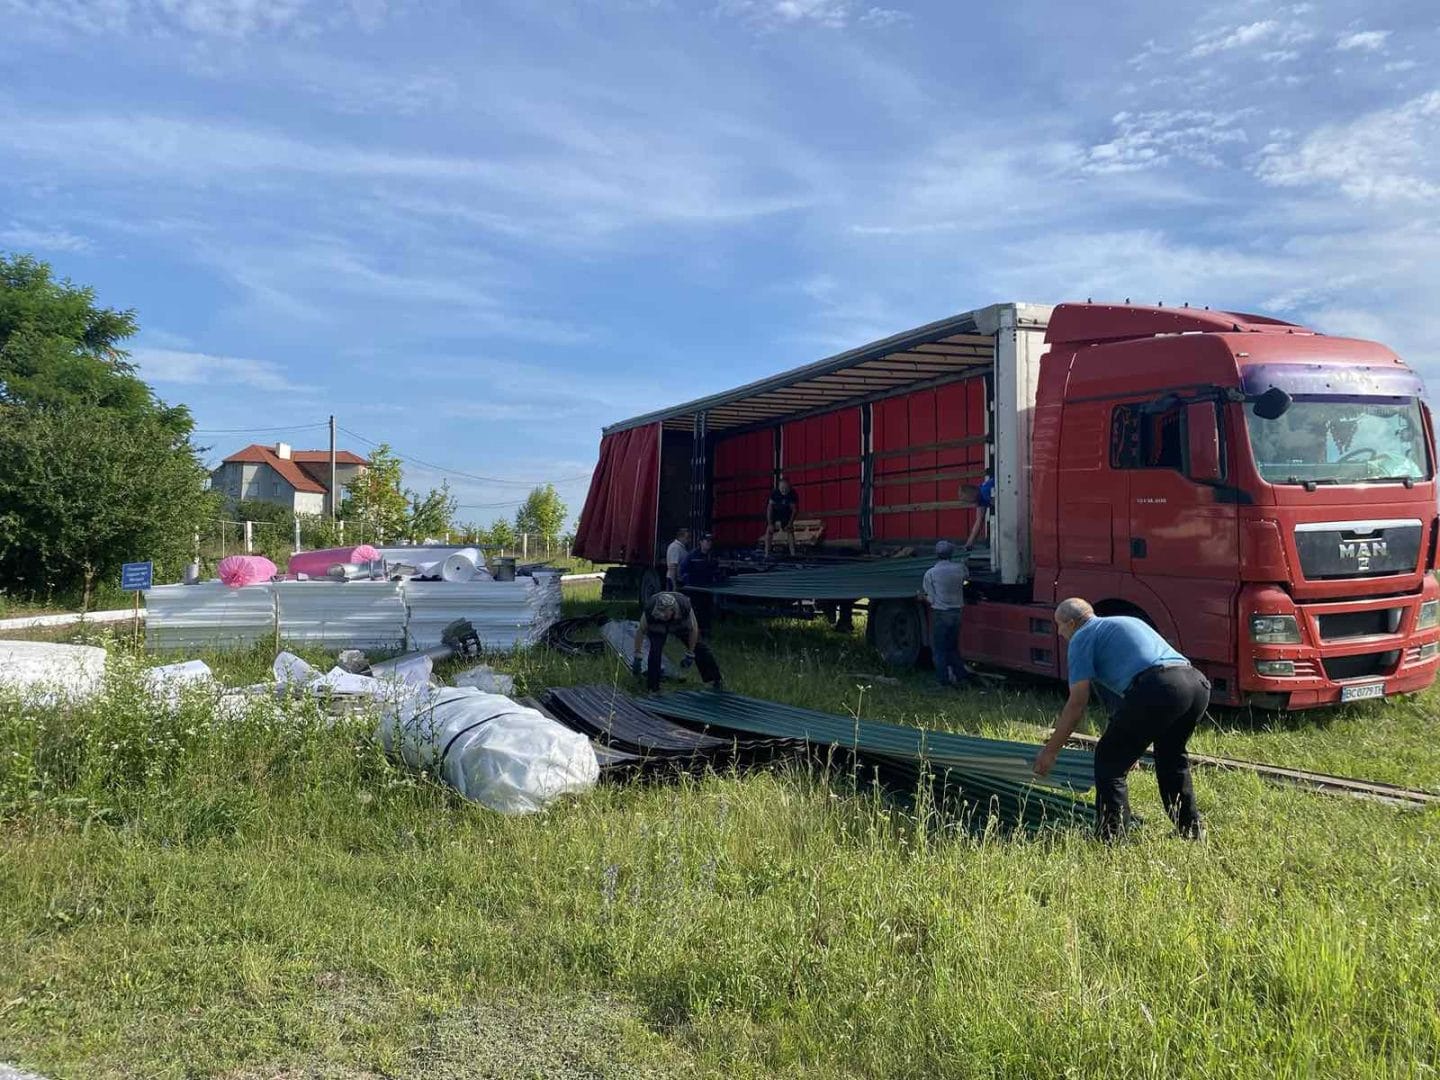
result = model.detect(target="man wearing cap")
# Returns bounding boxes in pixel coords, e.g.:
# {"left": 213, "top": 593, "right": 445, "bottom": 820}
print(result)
{"left": 632, "top": 590, "right": 724, "bottom": 692}
{"left": 918, "top": 540, "right": 970, "bottom": 688}
{"left": 680, "top": 532, "right": 722, "bottom": 632}
{"left": 1034, "top": 597, "right": 1209, "bottom": 840}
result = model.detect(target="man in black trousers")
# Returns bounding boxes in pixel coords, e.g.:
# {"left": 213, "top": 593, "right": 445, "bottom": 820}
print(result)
{"left": 1033, "top": 597, "right": 1210, "bottom": 840}
{"left": 631, "top": 590, "right": 723, "bottom": 692}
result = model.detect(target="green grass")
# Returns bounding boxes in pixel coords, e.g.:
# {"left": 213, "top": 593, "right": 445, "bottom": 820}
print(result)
{"left": 2, "top": 584, "right": 1440, "bottom": 1078}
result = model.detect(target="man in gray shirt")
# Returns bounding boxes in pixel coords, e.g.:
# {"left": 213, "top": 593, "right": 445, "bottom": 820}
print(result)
{"left": 919, "top": 540, "right": 969, "bottom": 687}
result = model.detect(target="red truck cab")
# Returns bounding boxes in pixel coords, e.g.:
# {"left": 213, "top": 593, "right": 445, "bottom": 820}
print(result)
{"left": 1026, "top": 304, "right": 1440, "bottom": 707}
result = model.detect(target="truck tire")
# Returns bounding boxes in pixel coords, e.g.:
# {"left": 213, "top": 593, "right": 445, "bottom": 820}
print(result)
{"left": 639, "top": 567, "right": 663, "bottom": 607}
{"left": 867, "top": 598, "right": 924, "bottom": 668}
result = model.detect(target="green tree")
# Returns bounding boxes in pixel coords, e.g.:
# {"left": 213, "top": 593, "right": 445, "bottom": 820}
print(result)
{"left": 340, "top": 442, "right": 408, "bottom": 542}
{"left": 0, "top": 253, "right": 185, "bottom": 425}
{"left": 514, "top": 484, "right": 567, "bottom": 547}
{"left": 0, "top": 405, "right": 217, "bottom": 608}
{"left": 0, "top": 253, "right": 213, "bottom": 605}
{"left": 486, "top": 518, "right": 516, "bottom": 552}
{"left": 405, "top": 479, "right": 458, "bottom": 542}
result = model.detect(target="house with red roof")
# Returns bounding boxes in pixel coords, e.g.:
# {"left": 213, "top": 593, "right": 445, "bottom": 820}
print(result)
{"left": 211, "top": 443, "right": 369, "bottom": 516}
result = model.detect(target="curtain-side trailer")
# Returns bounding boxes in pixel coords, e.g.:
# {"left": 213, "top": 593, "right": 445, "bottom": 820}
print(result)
{"left": 574, "top": 300, "right": 1440, "bottom": 709}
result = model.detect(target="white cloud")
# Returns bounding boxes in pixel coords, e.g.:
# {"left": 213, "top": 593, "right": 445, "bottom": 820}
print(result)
{"left": 1255, "top": 91, "right": 1440, "bottom": 203}
{"left": 1384, "top": 59, "right": 1418, "bottom": 73}
{"left": 0, "top": 109, "right": 822, "bottom": 237}
{"left": 1188, "top": 20, "right": 1278, "bottom": 59}
{"left": 132, "top": 348, "right": 314, "bottom": 392}
{"left": 715, "top": 0, "right": 905, "bottom": 30}
{"left": 1335, "top": 29, "right": 1389, "bottom": 52}
{"left": 0, "top": 0, "right": 395, "bottom": 38}
{"left": 1083, "top": 110, "right": 1248, "bottom": 174}
{"left": 0, "top": 224, "right": 91, "bottom": 252}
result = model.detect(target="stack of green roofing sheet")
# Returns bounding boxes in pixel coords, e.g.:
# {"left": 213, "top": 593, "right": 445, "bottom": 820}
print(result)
{"left": 651, "top": 690, "right": 1097, "bottom": 830}
{"left": 652, "top": 690, "right": 1093, "bottom": 789}
{"left": 691, "top": 557, "right": 934, "bottom": 601}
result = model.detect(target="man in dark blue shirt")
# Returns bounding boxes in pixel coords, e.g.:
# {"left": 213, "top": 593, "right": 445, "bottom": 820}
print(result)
{"left": 681, "top": 533, "right": 721, "bottom": 631}
{"left": 1034, "top": 597, "right": 1210, "bottom": 840}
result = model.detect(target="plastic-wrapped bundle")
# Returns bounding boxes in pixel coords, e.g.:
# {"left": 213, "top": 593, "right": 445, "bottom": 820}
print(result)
{"left": 287, "top": 545, "right": 381, "bottom": 578}
{"left": 379, "top": 687, "right": 598, "bottom": 813}
{"left": 0, "top": 641, "right": 109, "bottom": 702}
{"left": 217, "top": 555, "right": 278, "bottom": 588}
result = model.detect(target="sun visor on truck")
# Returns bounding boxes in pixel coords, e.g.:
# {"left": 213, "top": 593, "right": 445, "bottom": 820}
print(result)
{"left": 1240, "top": 363, "right": 1425, "bottom": 400}
{"left": 573, "top": 423, "right": 662, "bottom": 565}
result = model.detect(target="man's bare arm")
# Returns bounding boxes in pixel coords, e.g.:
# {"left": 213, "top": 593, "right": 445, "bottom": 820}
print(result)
{"left": 1034, "top": 680, "right": 1091, "bottom": 776}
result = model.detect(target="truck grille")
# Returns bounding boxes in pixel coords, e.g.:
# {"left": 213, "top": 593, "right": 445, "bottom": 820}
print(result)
{"left": 1316, "top": 608, "right": 1402, "bottom": 641}
{"left": 1322, "top": 650, "right": 1400, "bottom": 681}
{"left": 1294, "top": 520, "right": 1422, "bottom": 580}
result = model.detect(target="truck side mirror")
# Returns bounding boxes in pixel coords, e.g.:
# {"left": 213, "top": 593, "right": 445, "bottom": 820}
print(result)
{"left": 1252, "top": 386, "right": 1292, "bottom": 420}
{"left": 1186, "top": 402, "right": 1223, "bottom": 483}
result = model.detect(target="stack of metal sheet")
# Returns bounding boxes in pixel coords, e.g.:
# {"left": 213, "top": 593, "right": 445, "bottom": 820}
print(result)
{"left": 403, "top": 576, "right": 561, "bottom": 650}
{"left": 650, "top": 690, "right": 1096, "bottom": 829}
{"left": 692, "top": 556, "right": 933, "bottom": 600}
{"left": 144, "top": 583, "right": 276, "bottom": 651}
{"left": 273, "top": 580, "right": 407, "bottom": 650}
{"left": 542, "top": 684, "right": 792, "bottom": 771}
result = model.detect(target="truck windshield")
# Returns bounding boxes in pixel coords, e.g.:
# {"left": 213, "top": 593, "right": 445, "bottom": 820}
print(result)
{"left": 1244, "top": 397, "right": 1430, "bottom": 484}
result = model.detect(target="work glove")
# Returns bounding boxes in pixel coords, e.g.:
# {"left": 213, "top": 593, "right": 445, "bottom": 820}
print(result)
{"left": 631, "top": 656, "right": 642, "bottom": 678}
{"left": 681, "top": 652, "right": 695, "bottom": 670}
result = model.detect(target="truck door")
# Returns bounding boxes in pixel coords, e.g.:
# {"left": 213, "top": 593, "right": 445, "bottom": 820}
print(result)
{"left": 1111, "top": 398, "right": 1239, "bottom": 660}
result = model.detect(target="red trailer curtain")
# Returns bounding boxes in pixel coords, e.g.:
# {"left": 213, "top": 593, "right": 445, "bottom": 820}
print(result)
{"left": 573, "top": 423, "right": 662, "bottom": 564}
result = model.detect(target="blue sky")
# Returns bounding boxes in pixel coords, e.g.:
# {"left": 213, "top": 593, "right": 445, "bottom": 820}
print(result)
{"left": 2, "top": 0, "right": 1437, "bottom": 527}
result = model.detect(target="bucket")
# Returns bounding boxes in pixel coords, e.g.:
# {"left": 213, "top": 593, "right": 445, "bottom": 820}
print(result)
{"left": 494, "top": 557, "right": 517, "bottom": 582}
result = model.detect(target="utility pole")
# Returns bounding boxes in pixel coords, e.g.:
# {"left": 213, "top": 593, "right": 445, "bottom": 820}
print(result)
{"left": 329, "top": 414, "right": 338, "bottom": 523}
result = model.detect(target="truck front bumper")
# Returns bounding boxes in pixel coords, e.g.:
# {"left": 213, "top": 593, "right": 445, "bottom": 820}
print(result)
{"left": 1236, "top": 581, "right": 1440, "bottom": 709}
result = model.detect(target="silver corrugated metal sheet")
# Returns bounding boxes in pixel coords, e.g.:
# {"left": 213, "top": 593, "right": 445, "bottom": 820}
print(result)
{"left": 145, "top": 583, "right": 276, "bottom": 651}
{"left": 404, "top": 574, "right": 561, "bottom": 650}
{"left": 273, "top": 580, "right": 407, "bottom": 650}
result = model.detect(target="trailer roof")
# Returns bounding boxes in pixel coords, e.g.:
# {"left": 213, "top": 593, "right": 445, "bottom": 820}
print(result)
{"left": 604, "top": 302, "right": 1049, "bottom": 435}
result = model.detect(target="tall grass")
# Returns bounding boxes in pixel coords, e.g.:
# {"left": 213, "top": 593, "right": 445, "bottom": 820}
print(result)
{"left": 2, "top": 594, "right": 1439, "bottom": 1077}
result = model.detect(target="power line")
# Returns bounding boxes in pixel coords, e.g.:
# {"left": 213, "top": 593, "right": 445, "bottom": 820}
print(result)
{"left": 192, "top": 422, "right": 329, "bottom": 435}
{"left": 339, "top": 425, "right": 593, "bottom": 488}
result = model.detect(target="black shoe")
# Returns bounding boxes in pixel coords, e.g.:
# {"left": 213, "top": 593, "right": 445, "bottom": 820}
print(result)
{"left": 1176, "top": 819, "right": 1207, "bottom": 841}
{"left": 709, "top": 679, "right": 726, "bottom": 692}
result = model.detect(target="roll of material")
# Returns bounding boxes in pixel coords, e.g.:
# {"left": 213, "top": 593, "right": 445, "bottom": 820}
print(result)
{"left": 326, "top": 560, "right": 388, "bottom": 581}
{"left": 288, "top": 545, "right": 380, "bottom": 578}
{"left": 217, "top": 555, "right": 278, "bottom": 589}
{"left": 441, "top": 547, "right": 484, "bottom": 582}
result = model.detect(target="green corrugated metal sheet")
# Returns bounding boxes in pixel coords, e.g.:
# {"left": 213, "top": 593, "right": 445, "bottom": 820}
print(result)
{"left": 651, "top": 691, "right": 1094, "bottom": 792}
{"left": 650, "top": 690, "right": 1095, "bottom": 830}
{"left": 692, "top": 557, "right": 934, "bottom": 601}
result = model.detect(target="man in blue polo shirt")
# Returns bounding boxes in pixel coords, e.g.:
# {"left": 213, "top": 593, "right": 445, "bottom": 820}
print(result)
{"left": 1033, "top": 597, "right": 1210, "bottom": 840}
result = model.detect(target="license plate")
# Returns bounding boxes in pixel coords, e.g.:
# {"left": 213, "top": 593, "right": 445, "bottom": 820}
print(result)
{"left": 1340, "top": 682, "right": 1385, "bottom": 702}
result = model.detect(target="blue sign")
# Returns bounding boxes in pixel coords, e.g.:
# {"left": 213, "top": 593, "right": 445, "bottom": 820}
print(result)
{"left": 121, "top": 561, "right": 153, "bottom": 591}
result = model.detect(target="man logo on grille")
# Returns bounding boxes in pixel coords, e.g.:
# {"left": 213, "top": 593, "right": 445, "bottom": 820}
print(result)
{"left": 1338, "top": 539, "right": 1387, "bottom": 572}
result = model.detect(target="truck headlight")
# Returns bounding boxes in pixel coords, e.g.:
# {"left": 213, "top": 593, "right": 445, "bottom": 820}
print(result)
{"left": 1418, "top": 642, "right": 1439, "bottom": 661}
{"left": 1256, "top": 659, "right": 1296, "bottom": 677}
{"left": 1250, "top": 614, "right": 1301, "bottom": 644}
{"left": 1418, "top": 601, "right": 1439, "bottom": 630}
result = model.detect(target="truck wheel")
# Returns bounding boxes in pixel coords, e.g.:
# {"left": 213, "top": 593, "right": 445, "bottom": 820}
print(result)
{"left": 639, "top": 567, "right": 663, "bottom": 606}
{"left": 868, "top": 598, "right": 924, "bottom": 668}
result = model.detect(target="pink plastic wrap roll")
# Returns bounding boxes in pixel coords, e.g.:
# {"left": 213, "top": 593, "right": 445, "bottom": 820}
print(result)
{"left": 287, "top": 546, "right": 380, "bottom": 577}
{"left": 217, "top": 555, "right": 278, "bottom": 589}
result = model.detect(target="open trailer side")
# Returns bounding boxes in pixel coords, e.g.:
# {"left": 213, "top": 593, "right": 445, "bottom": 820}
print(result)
{"left": 575, "top": 302, "right": 1054, "bottom": 599}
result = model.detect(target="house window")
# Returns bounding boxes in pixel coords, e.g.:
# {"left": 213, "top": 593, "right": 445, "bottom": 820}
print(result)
{"left": 1110, "top": 404, "right": 1183, "bottom": 470}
